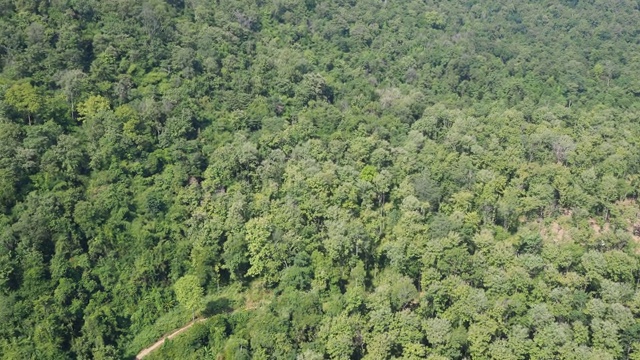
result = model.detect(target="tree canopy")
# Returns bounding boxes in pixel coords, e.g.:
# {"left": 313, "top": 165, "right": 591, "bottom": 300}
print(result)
{"left": 1, "top": 0, "right": 640, "bottom": 359}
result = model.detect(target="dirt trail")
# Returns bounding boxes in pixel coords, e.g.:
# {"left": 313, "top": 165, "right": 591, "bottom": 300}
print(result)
{"left": 135, "top": 318, "right": 207, "bottom": 359}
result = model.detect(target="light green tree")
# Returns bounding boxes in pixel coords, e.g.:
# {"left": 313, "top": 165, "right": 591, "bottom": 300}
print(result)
{"left": 4, "top": 82, "right": 42, "bottom": 125}
{"left": 174, "top": 275, "right": 204, "bottom": 321}
{"left": 77, "top": 95, "right": 110, "bottom": 122}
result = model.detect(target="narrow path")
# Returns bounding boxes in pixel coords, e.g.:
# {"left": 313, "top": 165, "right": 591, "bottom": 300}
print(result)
{"left": 135, "top": 318, "right": 207, "bottom": 359}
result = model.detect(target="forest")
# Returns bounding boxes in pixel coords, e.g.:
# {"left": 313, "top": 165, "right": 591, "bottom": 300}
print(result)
{"left": 1, "top": 0, "right": 640, "bottom": 359}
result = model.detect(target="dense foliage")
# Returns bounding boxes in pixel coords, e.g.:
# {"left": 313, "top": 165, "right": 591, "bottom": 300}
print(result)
{"left": 2, "top": 0, "right": 640, "bottom": 359}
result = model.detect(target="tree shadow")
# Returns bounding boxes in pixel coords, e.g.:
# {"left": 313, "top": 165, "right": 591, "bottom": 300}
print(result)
{"left": 202, "top": 297, "right": 233, "bottom": 317}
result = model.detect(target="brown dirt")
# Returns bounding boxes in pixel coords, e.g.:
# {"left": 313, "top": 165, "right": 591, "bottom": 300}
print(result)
{"left": 549, "top": 222, "right": 567, "bottom": 243}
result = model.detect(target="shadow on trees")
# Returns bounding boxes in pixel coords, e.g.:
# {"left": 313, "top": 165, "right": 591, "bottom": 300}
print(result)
{"left": 202, "top": 297, "right": 233, "bottom": 317}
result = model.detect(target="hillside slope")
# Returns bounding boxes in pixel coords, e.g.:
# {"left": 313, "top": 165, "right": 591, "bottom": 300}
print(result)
{"left": 1, "top": 0, "right": 640, "bottom": 359}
